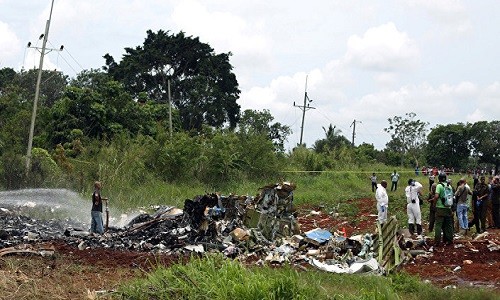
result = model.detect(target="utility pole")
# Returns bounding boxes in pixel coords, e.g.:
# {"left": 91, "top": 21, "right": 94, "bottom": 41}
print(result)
{"left": 293, "top": 76, "right": 315, "bottom": 146}
{"left": 26, "top": 0, "right": 57, "bottom": 173}
{"left": 350, "top": 119, "right": 361, "bottom": 146}
{"left": 167, "top": 77, "right": 172, "bottom": 139}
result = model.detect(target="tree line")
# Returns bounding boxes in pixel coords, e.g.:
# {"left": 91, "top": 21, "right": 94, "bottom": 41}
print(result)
{"left": 0, "top": 30, "right": 498, "bottom": 190}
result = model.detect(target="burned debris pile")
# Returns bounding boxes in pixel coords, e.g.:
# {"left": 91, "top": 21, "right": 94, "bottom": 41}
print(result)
{"left": 0, "top": 182, "right": 397, "bottom": 274}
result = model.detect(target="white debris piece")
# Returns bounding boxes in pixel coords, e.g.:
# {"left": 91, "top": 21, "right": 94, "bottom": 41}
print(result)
{"left": 184, "top": 244, "right": 204, "bottom": 253}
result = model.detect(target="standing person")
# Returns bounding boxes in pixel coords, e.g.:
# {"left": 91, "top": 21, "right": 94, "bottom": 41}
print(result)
{"left": 428, "top": 172, "right": 435, "bottom": 192}
{"left": 447, "top": 178, "right": 458, "bottom": 233}
{"left": 432, "top": 173, "right": 454, "bottom": 246}
{"left": 390, "top": 170, "right": 400, "bottom": 192}
{"left": 469, "top": 185, "right": 479, "bottom": 231}
{"left": 422, "top": 166, "right": 428, "bottom": 176}
{"left": 370, "top": 173, "right": 377, "bottom": 192}
{"left": 90, "top": 181, "right": 108, "bottom": 235}
{"left": 473, "top": 171, "right": 479, "bottom": 188}
{"left": 486, "top": 176, "right": 495, "bottom": 228}
{"left": 490, "top": 176, "right": 500, "bottom": 229}
{"left": 375, "top": 180, "right": 389, "bottom": 225}
{"left": 473, "top": 176, "right": 490, "bottom": 234}
{"left": 455, "top": 178, "right": 472, "bottom": 236}
{"left": 405, "top": 179, "right": 423, "bottom": 237}
{"left": 427, "top": 182, "right": 437, "bottom": 232}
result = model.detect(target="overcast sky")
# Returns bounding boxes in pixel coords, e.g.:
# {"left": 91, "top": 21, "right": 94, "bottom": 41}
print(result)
{"left": 1, "top": 0, "right": 499, "bottom": 150}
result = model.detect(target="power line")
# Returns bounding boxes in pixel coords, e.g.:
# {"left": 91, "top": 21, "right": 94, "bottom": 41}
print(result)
{"left": 47, "top": 41, "right": 81, "bottom": 75}
{"left": 58, "top": 44, "right": 85, "bottom": 72}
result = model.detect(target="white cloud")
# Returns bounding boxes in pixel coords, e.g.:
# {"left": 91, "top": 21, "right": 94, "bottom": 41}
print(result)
{"left": 466, "top": 109, "right": 485, "bottom": 123}
{"left": 344, "top": 22, "right": 420, "bottom": 72}
{"left": 1, "top": 0, "right": 499, "bottom": 151}
{"left": 405, "top": 0, "right": 466, "bottom": 19}
{"left": 374, "top": 72, "right": 399, "bottom": 88}
{"left": 171, "top": 0, "right": 272, "bottom": 72}
{"left": 404, "top": 0, "right": 471, "bottom": 35}
{"left": 0, "top": 21, "right": 21, "bottom": 65}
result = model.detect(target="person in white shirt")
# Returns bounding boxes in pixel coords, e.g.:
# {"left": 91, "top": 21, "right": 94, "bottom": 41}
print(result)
{"left": 376, "top": 180, "right": 389, "bottom": 225}
{"left": 405, "top": 179, "right": 423, "bottom": 236}
{"left": 390, "top": 170, "right": 400, "bottom": 191}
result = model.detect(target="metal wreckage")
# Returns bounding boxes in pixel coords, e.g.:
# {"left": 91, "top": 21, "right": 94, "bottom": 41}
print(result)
{"left": 0, "top": 182, "right": 404, "bottom": 274}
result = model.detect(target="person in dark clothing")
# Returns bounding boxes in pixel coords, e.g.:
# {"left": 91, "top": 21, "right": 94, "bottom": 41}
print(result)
{"left": 473, "top": 176, "right": 490, "bottom": 233}
{"left": 370, "top": 173, "right": 377, "bottom": 192}
{"left": 90, "top": 181, "right": 108, "bottom": 234}
{"left": 490, "top": 176, "right": 500, "bottom": 228}
{"left": 427, "top": 183, "right": 437, "bottom": 232}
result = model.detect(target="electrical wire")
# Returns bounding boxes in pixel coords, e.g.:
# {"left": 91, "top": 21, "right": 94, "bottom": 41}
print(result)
{"left": 62, "top": 46, "right": 85, "bottom": 71}
{"left": 47, "top": 41, "right": 81, "bottom": 75}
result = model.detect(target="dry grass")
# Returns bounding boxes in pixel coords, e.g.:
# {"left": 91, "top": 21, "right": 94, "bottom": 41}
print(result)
{"left": 0, "top": 254, "right": 140, "bottom": 300}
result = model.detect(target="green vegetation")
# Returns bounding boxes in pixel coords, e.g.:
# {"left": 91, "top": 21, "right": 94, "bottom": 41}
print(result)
{"left": 1, "top": 29, "right": 499, "bottom": 300}
{"left": 115, "top": 255, "right": 498, "bottom": 300}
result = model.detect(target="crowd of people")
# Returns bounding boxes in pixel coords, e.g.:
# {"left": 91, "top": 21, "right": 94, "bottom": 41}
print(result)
{"left": 372, "top": 170, "right": 500, "bottom": 247}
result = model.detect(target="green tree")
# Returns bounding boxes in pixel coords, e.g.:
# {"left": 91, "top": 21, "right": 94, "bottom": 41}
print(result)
{"left": 0, "top": 67, "right": 17, "bottom": 93}
{"left": 0, "top": 85, "right": 32, "bottom": 155}
{"left": 425, "top": 123, "right": 469, "bottom": 168}
{"left": 12, "top": 68, "right": 68, "bottom": 107}
{"left": 468, "top": 121, "right": 500, "bottom": 173}
{"left": 384, "top": 112, "right": 428, "bottom": 166}
{"left": 355, "top": 143, "right": 380, "bottom": 163}
{"left": 48, "top": 78, "right": 156, "bottom": 147}
{"left": 237, "top": 109, "right": 291, "bottom": 152}
{"left": 103, "top": 30, "right": 241, "bottom": 133}
{"left": 313, "top": 124, "right": 351, "bottom": 153}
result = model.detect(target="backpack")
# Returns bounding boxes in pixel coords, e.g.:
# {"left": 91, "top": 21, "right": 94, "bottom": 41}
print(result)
{"left": 440, "top": 183, "right": 454, "bottom": 207}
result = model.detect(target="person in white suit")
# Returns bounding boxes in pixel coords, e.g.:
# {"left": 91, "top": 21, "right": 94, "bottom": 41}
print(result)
{"left": 405, "top": 179, "right": 423, "bottom": 237}
{"left": 376, "top": 180, "right": 389, "bottom": 225}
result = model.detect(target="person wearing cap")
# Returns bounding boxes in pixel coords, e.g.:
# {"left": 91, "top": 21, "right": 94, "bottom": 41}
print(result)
{"left": 90, "top": 181, "right": 108, "bottom": 234}
{"left": 490, "top": 176, "right": 500, "bottom": 228}
{"left": 405, "top": 179, "right": 423, "bottom": 236}
{"left": 473, "top": 176, "right": 490, "bottom": 234}
{"left": 375, "top": 180, "right": 389, "bottom": 225}
{"left": 431, "top": 173, "right": 454, "bottom": 246}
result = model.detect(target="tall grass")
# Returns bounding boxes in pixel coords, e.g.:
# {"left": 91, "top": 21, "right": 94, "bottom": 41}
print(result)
{"left": 116, "top": 254, "right": 317, "bottom": 299}
{"left": 115, "top": 255, "right": 498, "bottom": 300}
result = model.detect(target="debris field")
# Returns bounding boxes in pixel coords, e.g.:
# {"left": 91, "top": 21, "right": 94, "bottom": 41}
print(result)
{"left": 0, "top": 182, "right": 499, "bottom": 292}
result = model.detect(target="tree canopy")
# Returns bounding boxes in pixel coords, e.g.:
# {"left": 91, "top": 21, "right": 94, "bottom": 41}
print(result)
{"left": 384, "top": 112, "right": 428, "bottom": 166}
{"left": 103, "top": 30, "right": 241, "bottom": 133}
{"left": 313, "top": 124, "right": 351, "bottom": 153}
{"left": 237, "top": 109, "right": 291, "bottom": 152}
{"left": 425, "top": 123, "right": 470, "bottom": 168}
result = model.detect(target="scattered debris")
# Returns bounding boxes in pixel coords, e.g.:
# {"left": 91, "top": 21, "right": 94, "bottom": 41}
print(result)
{"left": 4, "top": 182, "right": 498, "bottom": 285}
{"left": 0, "top": 243, "right": 55, "bottom": 257}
